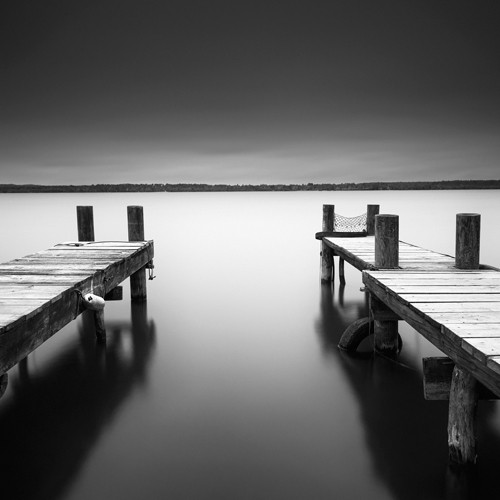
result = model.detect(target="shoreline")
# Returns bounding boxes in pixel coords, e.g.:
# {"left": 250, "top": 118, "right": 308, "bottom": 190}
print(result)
{"left": 1, "top": 180, "right": 500, "bottom": 193}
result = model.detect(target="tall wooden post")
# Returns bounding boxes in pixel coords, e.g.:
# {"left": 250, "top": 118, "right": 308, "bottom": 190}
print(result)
{"left": 77, "top": 206, "right": 95, "bottom": 242}
{"left": 128, "top": 206, "right": 147, "bottom": 301}
{"left": 375, "top": 214, "right": 399, "bottom": 269}
{"left": 76, "top": 206, "right": 105, "bottom": 340}
{"left": 448, "top": 366, "right": 478, "bottom": 465}
{"left": 321, "top": 204, "right": 335, "bottom": 283}
{"left": 373, "top": 214, "right": 399, "bottom": 355}
{"left": 366, "top": 204, "right": 380, "bottom": 236}
{"left": 456, "top": 213, "right": 480, "bottom": 269}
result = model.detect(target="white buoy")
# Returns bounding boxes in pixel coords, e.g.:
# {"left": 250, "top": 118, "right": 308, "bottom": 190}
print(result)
{"left": 82, "top": 293, "right": 105, "bottom": 311}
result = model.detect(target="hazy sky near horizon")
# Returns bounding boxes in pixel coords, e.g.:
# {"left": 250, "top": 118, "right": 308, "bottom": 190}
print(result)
{"left": 1, "top": 0, "right": 500, "bottom": 185}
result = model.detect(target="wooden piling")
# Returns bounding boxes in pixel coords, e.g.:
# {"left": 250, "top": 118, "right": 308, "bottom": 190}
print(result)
{"left": 448, "top": 366, "right": 478, "bottom": 465}
{"left": 321, "top": 204, "right": 335, "bottom": 283}
{"left": 456, "top": 213, "right": 480, "bottom": 270}
{"left": 373, "top": 215, "right": 399, "bottom": 355}
{"left": 339, "top": 257, "right": 345, "bottom": 284}
{"left": 76, "top": 206, "right": 105, "bottom": 340}
{"left": 77, "top": 206, "right": 95, "bottom": 242}
{"left": 375, "top": 214, "right": 399, "bottom": 269}
{"left": 128, "top": 206, "right": 148, "bottom": 301}
{"left": 94, "top": 310, "right": 106, "bottom": 344}
{"left": 366, "top": 204, "right": 380, "bottom": 236}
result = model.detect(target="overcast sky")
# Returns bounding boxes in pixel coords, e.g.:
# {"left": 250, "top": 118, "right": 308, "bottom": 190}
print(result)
{"left": 1, "top": 0, "right": 499, "bottom": 185}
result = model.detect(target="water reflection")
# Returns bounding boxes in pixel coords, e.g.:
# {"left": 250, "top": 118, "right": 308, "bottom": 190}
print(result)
{"left": 315, "top": 279, "right": 500, "bottom": 500}
{"left": 0, "top": 303, "right": 155, "bottom": 500}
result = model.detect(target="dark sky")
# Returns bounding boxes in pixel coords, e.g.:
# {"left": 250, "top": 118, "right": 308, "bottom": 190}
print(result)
{"left": 1, "top": 0, "right": 500, "bottom": 184}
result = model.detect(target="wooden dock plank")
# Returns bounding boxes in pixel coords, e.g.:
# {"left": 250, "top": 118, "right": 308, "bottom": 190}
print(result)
{"left": 462, "top": 338, "right": 500, "bottom": 363}
{"left": 400, "top": 293, "right": 500, "bottom": 303}
{"left": 417, "top": 303, "right": 500, "bottom": 313}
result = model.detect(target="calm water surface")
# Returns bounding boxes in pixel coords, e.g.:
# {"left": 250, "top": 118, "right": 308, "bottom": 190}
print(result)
{"left": 0, "top": 190, "right": 499, "bottom": 500}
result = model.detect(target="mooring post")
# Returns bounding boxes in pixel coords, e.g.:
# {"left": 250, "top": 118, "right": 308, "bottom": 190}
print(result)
{"left": 76, "top": 206, "right": 105, "bottom": 340}
{"left": 366, "top": 204, "right": 380, "bottom": 236}
{"left": 448, "top": 365, "right": 478, "bottom": 465}
{"left": 128, "top": 206, "right": 148, "bottom": 301}
{"left": 77, "top": 206, "right": 95, "bottom": 242}
{"left": 321, "top": 204, "right": 335, "bottom": 283}
{"left": 455, "top": 213, "right": 480, "bottom": 269}
{"left": 375, "top": 214, "right": 399, "bottom": 269}
{"left": 373, "top": 214, "right": 399, "bottom": 355}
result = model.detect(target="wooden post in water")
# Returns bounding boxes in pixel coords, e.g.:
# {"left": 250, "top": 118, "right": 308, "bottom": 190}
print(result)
{"left": 321, "top": 204, "right": 335, "bottom": 283}
{"left": 128, "top": 206, "right": 148, "bottom": 301}
{"left": 448, "top": 365, "right": 478, "bottom": 465}
{"left": 94, "top": 310, "right": 106, "bottom": 343}
{"left": 76, "top": 206, "right": 106, "bottom": 340}
{"left": 366, "top": 204, "right": 380, "bottom": 236}
{"left": 77, "top": 206, "right": 95, "bottom": 242}
{"left": 373, "top": 214, "right": 399, "bottom": 355}
{"left": 450, "top": 214, "right": 480, "bottom": 463}
{"left": 456, "top": 213, "right": 480, "bottom": 269}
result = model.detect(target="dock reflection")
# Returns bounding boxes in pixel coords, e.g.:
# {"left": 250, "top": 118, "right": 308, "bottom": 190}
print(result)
{"left": 315, "top": 281, "right": 500, "bottom": 500}
{"left": 0, "top": 303, "right": 155, "bottom": 500}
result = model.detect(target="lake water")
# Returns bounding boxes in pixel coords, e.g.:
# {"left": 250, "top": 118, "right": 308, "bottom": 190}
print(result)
{"left": 0, "top": 190, "right": 499, "bottom": 500}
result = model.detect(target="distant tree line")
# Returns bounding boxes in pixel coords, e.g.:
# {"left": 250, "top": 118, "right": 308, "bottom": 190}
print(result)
{"left": 1, "top": 180, "right": 500, "bottom": 193}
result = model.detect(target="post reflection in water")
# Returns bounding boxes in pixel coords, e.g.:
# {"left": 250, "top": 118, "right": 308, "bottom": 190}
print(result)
{"left": 314, "top": 276, "right": 500, "bottom": 500}
{"left": 0, "top": 303, "right": 155, "bottom": 500}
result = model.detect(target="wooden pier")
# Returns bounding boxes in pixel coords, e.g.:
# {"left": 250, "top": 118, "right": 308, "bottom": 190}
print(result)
{"left": 0, "top": 206, "right": 154, "bottom": 396}
{"left": 317, "top": 206, "right": 500, "bottom": 465}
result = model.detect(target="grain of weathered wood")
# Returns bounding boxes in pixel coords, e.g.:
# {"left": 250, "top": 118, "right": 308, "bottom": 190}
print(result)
{"left": 321, "top": 205, "right": 335, "bottom": 282}
{"left": 366, "top": 205, "right": 379, "bottom": 236}
{"left": 128, "top": 206, "right": 148, "bottom": 301}
{"left": 456, "top": 213, "right": 480, "bottom": 270}
{"left": 448, "top": 365, "right": 478, "bottom": 464}
{"left": 77, "top": 206, "right": 95, "bottom": 242}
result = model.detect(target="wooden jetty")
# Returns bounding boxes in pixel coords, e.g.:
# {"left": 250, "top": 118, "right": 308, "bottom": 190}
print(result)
{"left": 0, "top": 205, "right": 154, "bottom": 396}
{"left": 317, "top": 206, "right": 500, "bottom": 465}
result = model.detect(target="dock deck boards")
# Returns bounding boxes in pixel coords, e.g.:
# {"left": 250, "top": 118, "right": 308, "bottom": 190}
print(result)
{"left": 323, "top": 235, "right": 457, "bottom": 271}
{"left": 0, "top": 240, "right": 154, "bottom": 374}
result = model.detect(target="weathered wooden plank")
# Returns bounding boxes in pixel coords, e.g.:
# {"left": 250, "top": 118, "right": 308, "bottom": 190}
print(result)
{"left": 417, "top": 303, "right": 500, "bottom": 313}
{"left": 426, "top": 312, "right": 500, "bottom": 324}
{"left": 52, "top": 241, "right": 144, "bottom": 249}
{"left": 385, "top": 285, "right": 500, "bottom": 294}
{"left": 462, "top": 338, "right": 500, "bottom": 363}
{"left": 486, "top": 357, "right": 500, "bottom": 376}
{"left": 443, "top": 324, "right": 500, "bottom": 337}
{"left": 373, "top": 271, "right": 499, "bottom": 278}
{"left": 373, "top": 278, "right": 500, "bottom": 286}
{"left": 0, "top": 285, "right": 70, "bottom": 299}
{"left": 400, "top": 293, "right": 500, "bottom": 303}
{"left": 0, "top": 274, "right": 91, "bottom": 284}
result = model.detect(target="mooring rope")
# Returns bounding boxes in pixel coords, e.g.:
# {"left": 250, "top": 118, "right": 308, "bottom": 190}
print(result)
{"left": 334, "top": 213, "right": 367, "bottom": 232}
